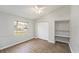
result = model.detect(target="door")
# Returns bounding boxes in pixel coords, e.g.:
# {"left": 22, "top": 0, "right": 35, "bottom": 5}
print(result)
{"left": 36, "top": 22, "right": 49, "bottom": 40}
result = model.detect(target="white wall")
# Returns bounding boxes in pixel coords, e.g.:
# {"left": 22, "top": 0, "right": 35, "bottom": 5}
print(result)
{"left": 70, "top": 6, "right": 79, "bottom": 53}
{"left": 0, "top": 12, "right": 34, "bottom": 49}
{"left": 35, "top": 6, "right": 70, "bottom": 43}
{"left": 52, "top": 6, "right": 70, "bottom": 21}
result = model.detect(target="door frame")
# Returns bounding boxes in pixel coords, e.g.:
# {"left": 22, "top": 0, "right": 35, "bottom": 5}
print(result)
{"left": 35, "top": 21, "right": 49, "bottom": 41}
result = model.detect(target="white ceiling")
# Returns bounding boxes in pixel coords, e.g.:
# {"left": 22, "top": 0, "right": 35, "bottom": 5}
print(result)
{"left": 0, "top": 5, "right": 64, "bottom": 20}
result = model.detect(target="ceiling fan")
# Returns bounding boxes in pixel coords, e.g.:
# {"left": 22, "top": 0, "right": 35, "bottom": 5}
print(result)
{"left": 33, "top": 5, "right": 46, "bottom": 14}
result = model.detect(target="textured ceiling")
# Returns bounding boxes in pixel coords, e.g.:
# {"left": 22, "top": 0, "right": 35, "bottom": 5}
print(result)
{"left": 0, "top": 5, "right": 64, "bottom": 20}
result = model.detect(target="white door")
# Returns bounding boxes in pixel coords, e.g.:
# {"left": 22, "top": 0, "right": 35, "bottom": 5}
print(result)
{"left": 36, "top": 22, "right": 49, "bottom": 40}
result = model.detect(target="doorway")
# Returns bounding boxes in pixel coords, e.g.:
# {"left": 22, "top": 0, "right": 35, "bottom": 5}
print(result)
{"left": 36, "top": 22, "right": 49, "bottom": 41}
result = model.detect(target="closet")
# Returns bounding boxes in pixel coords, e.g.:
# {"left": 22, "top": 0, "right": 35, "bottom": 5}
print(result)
{"left": 55, "top": 20, "right": 70, "bottom": 43}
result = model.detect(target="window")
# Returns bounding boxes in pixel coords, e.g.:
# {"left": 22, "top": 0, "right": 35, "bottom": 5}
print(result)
{"left": 14, "top": 20, "right": 28, "bottom": 35}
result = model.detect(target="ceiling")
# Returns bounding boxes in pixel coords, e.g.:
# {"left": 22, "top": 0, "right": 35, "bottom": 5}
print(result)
{"left": 0, "top": 5, "right": 64, "bottom": 20}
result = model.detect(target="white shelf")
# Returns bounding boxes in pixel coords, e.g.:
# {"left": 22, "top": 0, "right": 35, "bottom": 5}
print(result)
{"left": 55, "top": 30, "right": 70, "bottom": 38}
{"left": 55, "top": 30, "right": 69, "bottom": 32}
{"left": 55, "top": 20, "right": 69, "bottom": 22}
{"left": 55, "top": 36, "right": 69, "bottom": 43}
{"left": 55, "top": 35, "right": 70, "bottom": 38}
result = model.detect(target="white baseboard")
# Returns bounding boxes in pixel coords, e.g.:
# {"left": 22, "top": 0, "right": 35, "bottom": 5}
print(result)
{"left": 0, "top": 38, "right": 33, "bottom": 50}
{"left": 69, "top": 43, "right": 73, "bottom": 53}
{"left": 48, "top": 40, "right": 55, "bottom": 44}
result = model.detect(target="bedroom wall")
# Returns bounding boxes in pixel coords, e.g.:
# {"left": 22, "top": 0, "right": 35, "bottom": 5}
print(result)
{"left": 0, "top": 12, "right": 34, "bottom": 49}
{"left": 52, "top": 6, "right": 70, "bottom": 21}
{"left": 70, "top": 6, "right": 79, "bottom": 53}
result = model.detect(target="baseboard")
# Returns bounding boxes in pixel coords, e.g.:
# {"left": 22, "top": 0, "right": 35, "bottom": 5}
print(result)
{"left": 0, "top": 38, "right": 33, "bottom": 50}
{"left": 48, "top": 40, "right": 55, "bottom": 44}
{"left": 69, "top": 43, "right": 73, "bottom": 53}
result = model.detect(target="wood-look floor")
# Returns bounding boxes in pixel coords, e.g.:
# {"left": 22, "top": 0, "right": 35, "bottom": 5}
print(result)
{"left": 0, "top": 38, "right": 71, "bottom": 53}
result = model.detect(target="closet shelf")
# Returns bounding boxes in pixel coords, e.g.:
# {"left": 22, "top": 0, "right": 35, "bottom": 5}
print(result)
{"left": 55, "top": 35, "right": 70, "bottom": 38}
{"left": 55, "top": 30, "right": 69, "bottom": 32}
{"left": 55, "top": 31, "right": 70, "bottom": 37}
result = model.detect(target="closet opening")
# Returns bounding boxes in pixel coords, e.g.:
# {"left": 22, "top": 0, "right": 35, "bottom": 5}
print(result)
{"left": 55, "top": 20, "right": 70, "bottom": 43}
